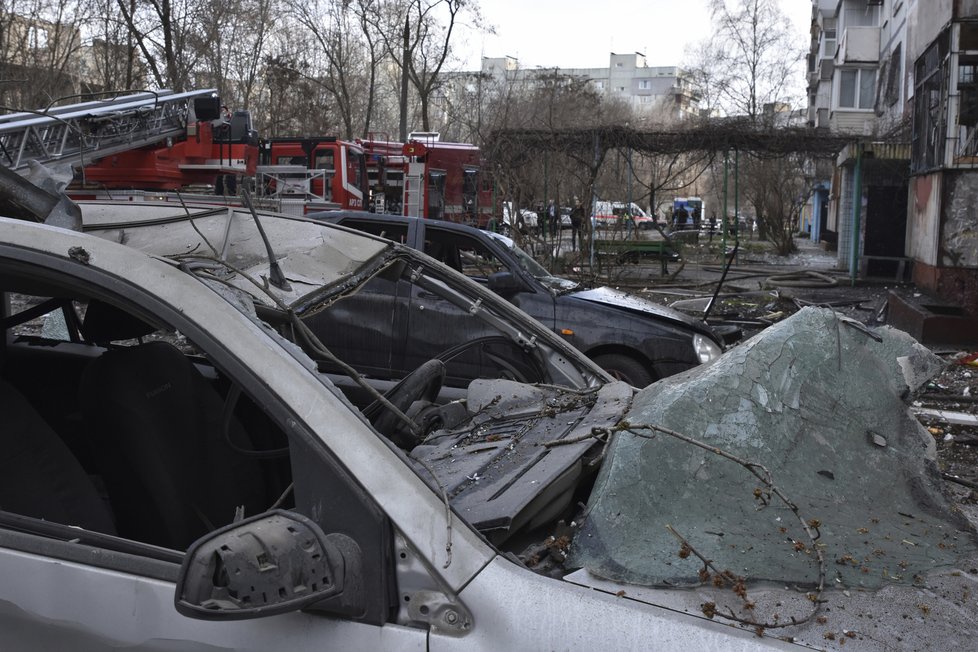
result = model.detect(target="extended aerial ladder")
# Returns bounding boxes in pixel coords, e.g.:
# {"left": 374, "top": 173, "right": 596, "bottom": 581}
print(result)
{"left": 0, "top": 89, "right": 220, "bottom": 173}
{"left": 0, "top": 89, "right": 260, "bottom": 227}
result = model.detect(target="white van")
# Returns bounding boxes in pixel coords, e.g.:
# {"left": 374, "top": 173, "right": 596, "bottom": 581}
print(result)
{"left": 591, "top": 201, "right": 656, "bottom": 230}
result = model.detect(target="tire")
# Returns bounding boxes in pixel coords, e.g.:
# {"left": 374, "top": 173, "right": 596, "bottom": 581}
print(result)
{"left": 590, "top": 353, "right": 655, "bottom": 388}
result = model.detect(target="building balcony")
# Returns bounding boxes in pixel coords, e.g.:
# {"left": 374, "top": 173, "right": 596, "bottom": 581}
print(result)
{"left": 836, "top": 27, "right": 880, "bottom": 65}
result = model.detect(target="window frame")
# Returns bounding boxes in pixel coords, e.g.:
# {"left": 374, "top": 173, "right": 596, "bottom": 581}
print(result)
{"left": 837, "top": 67, "right": 877, "bottom": 110}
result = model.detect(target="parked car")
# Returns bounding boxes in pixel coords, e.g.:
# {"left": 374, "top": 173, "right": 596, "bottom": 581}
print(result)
{"left": 0, "top": 203, "right": 780, "bottom": 650}
{"left": 1, "top": 198, "right": 973, "bottom": 650}
{"left": 500, "top": 201, "right": 538, "bottom": 233}
{"left": 560, "top": 205, "right": 573, "bottom": 229}
{"left": 316, "top": 211, "right": 730, "bottom": 386}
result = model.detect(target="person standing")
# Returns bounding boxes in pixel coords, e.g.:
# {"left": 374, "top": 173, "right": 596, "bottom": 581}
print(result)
{"left": 547, "top": 199, "right": 559, "bottom": 238}
{"left": 569, "top": 197, "right": 584, "bottom": 251}
{"left": 676, "top": 205, "right": 689, "bottom": 230}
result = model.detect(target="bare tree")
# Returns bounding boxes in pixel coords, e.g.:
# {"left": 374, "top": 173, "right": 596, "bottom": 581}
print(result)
{"left": 482, "top": 72, "right": 635, "bottom": 259}
{"left": 196, "top": 0, "right": 277, "bottom": 110}
{"left": 367, "top": 0, "right": 484, "bottom": 137}
{"left": 86, "top": 0, "right": 146, "bottom": 93}
{"left": 681, "top": 1, "right": 809, "bottom": 252}
{"left": 686, "top": 0, "right": 804, "bottom": 123}
{"left": 114, "top": 0, "right": 209, "bottom": 91}
{"left": 0, "top": 0, "right": 89, "bottom": 109}
{"left": 741, "top": 152, "right": 810, "bottom": 255}
{"left": 283, "top": 0, "right": 376, "bottom": 139}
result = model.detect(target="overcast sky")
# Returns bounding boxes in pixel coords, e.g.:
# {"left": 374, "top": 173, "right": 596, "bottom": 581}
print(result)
{"left": 456, "top": 0, "right": 812, "bottom": 71}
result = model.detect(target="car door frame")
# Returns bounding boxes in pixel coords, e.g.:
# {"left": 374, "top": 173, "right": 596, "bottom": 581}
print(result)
{"left": 417, "top": 222, "right": 558, "bottom": 331}
{"left": 0, "top": 234, "right": 445, "bottom": 649}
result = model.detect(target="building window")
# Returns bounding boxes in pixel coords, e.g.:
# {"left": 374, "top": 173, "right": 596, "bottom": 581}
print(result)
{"left": 615, "top": 62, "right": 623, "bottom": 68}
{"left": 884, "top": 44, "right": 902, "bottom": 106}
{"left": 822, "top": 29, "right": 837, "bottom": 59}
{"left": 961, "top": 64, "right": 977, "bottom": 86}
{"left": 839, "top": 68, "right": 876, "bottom": 109}
{"left": 594, "top": 80, "right": 605, "bottom": 90}
{"left": 911, "top": 30, "right": 950, "bottom": 173}
{"left": 638, "top": 79, "right": 651, "bottom": 90}
{"left": 844, "top": 5, "right": 879, "bottom": 27}
{"left": 28, "top": 26, "right": 49, "bottom": 49}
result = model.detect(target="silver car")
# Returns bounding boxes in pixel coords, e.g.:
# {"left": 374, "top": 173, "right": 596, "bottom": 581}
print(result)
{"left": 1, "top": 203, "right": 974, "bottom": 650}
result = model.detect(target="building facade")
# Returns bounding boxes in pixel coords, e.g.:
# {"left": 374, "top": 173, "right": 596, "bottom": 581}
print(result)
{"left": 477, "top": 52, "right": 702, "bottom": 121}
{"left": 906, "top": 0, "right": 978, "bottom": 313}
{"left": 807, "top": 0, "right": 913, "bottom": 281}
{"left": 808, "top": 0, "right": 978, "bottom": 315}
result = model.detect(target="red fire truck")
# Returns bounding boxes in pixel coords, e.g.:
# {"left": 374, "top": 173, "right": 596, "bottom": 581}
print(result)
{"left": 80, "top": 95, "right": 259, "bottom": 192}
{"left": 359, "top": 134, "right": 492, "bottom": 225}
{"left": 256, "top": 133, "right": 492, "bottom": 222}
{"left": 256, "top": 137, "right": 367, "bottom": 212}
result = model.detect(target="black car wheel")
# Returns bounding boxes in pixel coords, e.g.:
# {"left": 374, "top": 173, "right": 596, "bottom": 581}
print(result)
{"left": 591, "top": 353, "right": 654, "bottom": 388}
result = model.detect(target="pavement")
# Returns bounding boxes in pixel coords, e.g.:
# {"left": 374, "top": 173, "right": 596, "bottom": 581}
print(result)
{"left": 601, "top": 234, "right": 894, "bottom": 337}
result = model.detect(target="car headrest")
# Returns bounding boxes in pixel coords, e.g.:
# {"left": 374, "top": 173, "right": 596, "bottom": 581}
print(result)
{"left": 81, "top": 299, "right": 156, "bottom": 344}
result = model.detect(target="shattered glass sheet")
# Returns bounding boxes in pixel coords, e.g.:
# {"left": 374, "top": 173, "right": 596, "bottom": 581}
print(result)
{"left": 570, "top": 307, "right": 978, "bottom": 589}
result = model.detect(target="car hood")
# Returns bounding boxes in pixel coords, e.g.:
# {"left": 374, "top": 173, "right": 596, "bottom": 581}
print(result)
{"left": 567, "top": 286, "right": 715, "bottom": 337}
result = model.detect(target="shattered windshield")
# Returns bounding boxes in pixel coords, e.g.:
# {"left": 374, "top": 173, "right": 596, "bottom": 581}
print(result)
{"left": 570, "top": 308, "right": 978, "bottom": 589}
{"left": 485, "top": 231, "right": 578, "bottom": 294}
{"left": 79, "top": 203, "right": 602, "bottom": 393}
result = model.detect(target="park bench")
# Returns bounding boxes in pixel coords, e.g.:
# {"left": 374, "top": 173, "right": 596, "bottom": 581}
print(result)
{"left": 593, "top": 238, "right": 680, "bottom": 275}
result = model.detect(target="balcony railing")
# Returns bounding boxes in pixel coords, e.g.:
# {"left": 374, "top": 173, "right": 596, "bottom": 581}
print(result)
{"left": 836, "top": 27, "right": 880, "bottom": 64}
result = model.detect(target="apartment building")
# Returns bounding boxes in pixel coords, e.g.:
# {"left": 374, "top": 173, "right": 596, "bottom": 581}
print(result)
{"left": 809, "top": 0, "right": 978, "bottom": 315}
{"left": 477, "top": 52, "right": 702, "bottom": 121}
{"left": 807, "top": 0, "right": 912, "bottom": 280}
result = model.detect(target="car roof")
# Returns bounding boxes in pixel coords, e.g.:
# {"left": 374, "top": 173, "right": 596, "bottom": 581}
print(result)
{"left": 312, "top": 210, "right": 486, "bottom": 236}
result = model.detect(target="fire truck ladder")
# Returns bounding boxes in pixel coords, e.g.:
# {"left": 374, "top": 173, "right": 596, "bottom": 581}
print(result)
{"left": 404, "top": 162, "right": 425, "bottom": 218}
{"left": 0, "top": 89, "right": 218, "bottom": 172}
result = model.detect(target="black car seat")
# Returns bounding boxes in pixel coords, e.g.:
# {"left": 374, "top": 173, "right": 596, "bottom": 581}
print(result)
{"left": 0, "top": 377, "right": 116, "bottom": 535}
{"left": 79, "top": 304, "right": 268, "bottom": 550}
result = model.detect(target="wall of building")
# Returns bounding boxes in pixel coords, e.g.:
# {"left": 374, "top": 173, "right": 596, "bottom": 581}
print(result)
{"left": 907, "top": 0, "right": 951, "bottom": 60}
{"left": 836, "top": 165, "right": 857, "bottom": 270}
{"left": 940, "top": 171, "right": 978, "bottom": 268}
{"left": 909, "top": 173, "right": 943, "bottom": 266}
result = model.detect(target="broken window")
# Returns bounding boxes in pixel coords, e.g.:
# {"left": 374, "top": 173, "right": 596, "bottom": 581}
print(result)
{"left": 884, "top": 43, "right": 902, "bottom": 107}
{"left": 569, "top": 308, "right": 978, "bottom": 589}
{"left": 954, "top": 22, "right": 978, "bottom": 163}
{"left": 912, "top": 30, "right": 950, "bottom": 172}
